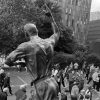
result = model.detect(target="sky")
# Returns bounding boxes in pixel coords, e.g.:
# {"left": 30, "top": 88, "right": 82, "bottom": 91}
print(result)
{"left": 91, "top": 0, "right": 100, "bottom": 12}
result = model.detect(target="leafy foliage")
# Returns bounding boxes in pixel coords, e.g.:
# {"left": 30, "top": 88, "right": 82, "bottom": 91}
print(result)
{"left": 55, "top": 25, "right": 77, "bottom": 53}
{"left": 86, "top": 53, "right": 100, "bottom": 66}
{"left": 0, "top": 0, "right": 76, "bottom": 55}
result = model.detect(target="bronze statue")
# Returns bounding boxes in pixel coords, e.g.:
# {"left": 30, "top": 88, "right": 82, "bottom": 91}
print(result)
{"left": 5, "top": 8, "right": 60, "bottom": 100}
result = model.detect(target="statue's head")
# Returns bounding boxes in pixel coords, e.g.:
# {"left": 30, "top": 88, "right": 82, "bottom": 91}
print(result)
{"left": 24, "top": 23, "right": 38, "bottom": 37}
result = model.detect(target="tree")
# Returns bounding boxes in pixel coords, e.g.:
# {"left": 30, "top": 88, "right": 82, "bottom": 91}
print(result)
{"left": 0, "top": 0, "right": 76, "bottom": 55}
{"left": 55, "top": 26, "right": 77, "bottom": 53}
{"left": 35, "top": 0, "right": 76, "bottom": 53}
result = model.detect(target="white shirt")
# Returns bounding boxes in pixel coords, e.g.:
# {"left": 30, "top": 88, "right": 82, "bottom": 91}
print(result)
{"left": 53, "top": 70, "right": 58, "bottom": 76}
{"left": 71, "top": 85, "right": 79, "bottom": 96}
{"left": 52, "top": 69, "right": 58, "bottom": 76}
{"left": 92, "top": 72, "right": 99, "bottom": 82}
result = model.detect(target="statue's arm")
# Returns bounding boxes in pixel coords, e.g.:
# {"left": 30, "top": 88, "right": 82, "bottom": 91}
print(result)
{"left": 5, "top": 43, "right": 26, "bottom": 66}
{"left": 45, "top": 14, "right": 60, "bottom": 46}
{"left": 50, "top": 21, "right": 60, "bottom": 45}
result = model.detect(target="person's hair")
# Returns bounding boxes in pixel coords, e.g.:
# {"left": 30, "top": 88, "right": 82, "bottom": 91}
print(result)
{"left": 24, "top": 23, "right": 38, "bottom": 36}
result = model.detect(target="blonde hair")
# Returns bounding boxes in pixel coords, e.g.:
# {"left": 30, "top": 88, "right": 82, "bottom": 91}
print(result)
{"left": 3, "top": 87, "right": 8, "bottom": 92}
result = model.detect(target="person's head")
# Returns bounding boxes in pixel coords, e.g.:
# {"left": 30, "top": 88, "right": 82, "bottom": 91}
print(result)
{"left": 24, "top": 23, "right": 38, "bottom": 37}
{"left": 80, "top": 89, "right": 85, "bottom": 95}
{"left": 54, "top": 70, "right": 61, "bottom": 82}
{"left": 0, "top": 68, "right": 4, "bottom": 74}
{"left": 20, "top": 84, "right": 27, "bottom": 91}
{"left": 88, "top": 86, "right": 93, "bottom": 91}
{"left": 73, "top": 81, "right": 78, "bottom": 85}
{"left": 3, "top": 87, "right": 9, "bottom": 93}
{"left": 74, "top": 63, "right": 79, "bottom": 70}
{"left": 7, "top": 72, "right": 10, "bottom": 77}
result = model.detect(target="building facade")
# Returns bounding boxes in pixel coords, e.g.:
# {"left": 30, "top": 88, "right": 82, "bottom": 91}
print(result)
{"left": 52, "top": 0, "right": 92, "bottom": 44}
{"left": 87, "top": 20, "right": 100, "bottom": 56}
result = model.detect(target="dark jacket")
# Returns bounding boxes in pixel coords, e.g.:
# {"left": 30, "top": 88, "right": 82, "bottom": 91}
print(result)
{"left": 0, "top": 73, "right": 6, "bottom": 85}
{"left": 4, "top": 76, "right": 10, "bottom": 87}
{"left": 0, "top": 92, "right": 7, "bottom": 100}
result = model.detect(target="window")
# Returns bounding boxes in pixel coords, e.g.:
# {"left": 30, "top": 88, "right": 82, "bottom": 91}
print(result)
{"left": 71, "top": 0, "right": 75, "bottom": 5}
{"left": 58, "top": 0, "right": 62, "bottom": 2}
{"left": 75, "top": 0, "right": 78, "bottom": 6}
{"left": 66, "top": 8, "right": 68, "bottom": 14}
{"left": 69, "top": 8, "right": 72, "bottom": 15}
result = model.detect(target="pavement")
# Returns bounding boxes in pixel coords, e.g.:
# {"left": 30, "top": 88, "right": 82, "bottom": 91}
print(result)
{"left": 6, "top": 71, "right": 32, "bottom": 100}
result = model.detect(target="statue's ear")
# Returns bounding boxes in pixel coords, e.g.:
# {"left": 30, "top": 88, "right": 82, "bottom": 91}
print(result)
{"left": 24, "top": 31, "right": 30, "bottom": 40}
{"left": 33, "top": 22, "right": 36, "bottom": 25}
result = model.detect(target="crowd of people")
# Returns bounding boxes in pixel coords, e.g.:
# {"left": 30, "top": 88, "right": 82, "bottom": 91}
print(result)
{"left": 50, "top": 62, "right": 100, "bottom": 100}
{"left": 1, "top": 61, "right": 100, "bottom": 100}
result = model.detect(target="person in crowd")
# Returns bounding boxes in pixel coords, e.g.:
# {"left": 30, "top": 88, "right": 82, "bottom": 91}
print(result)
{"left": 70, "top": 81, "right": 79, "bottom": 100}
{"left": 84, "top": 86, "right": 92, "bottom": 100}
{"left": 92, "top": 67, "right": 99, "bottom": 91}
{"left": 79, "top": 89, "right": 85, "bottom": 100}
{"left": 16, "top": 59, "right": 22, "bottom": 72}
{"left": 52, "top": 64, "right": 60, "bottom": 77}
{"left": 87, "top": 64, "right": 95, "bottom": 84}
{"left": 82, "top": 61, "right": 86, "bottom": 74}
{"left": 98, "top": 72, "right": 100, "bottom": 91}
{"left": 51, "top": 68, "right": 55, "bottom": 77}
{"left": 0, "top": 67, "right": 4, "bottom": 74}
{"left": 86, "top": 65, "right": 90, "bottom": 80}
{"left": 74, "top": 63, "right": 79, "bottom": 71}
{"left": 15, "top": 84, "right": 27, "bottom": 100}
{"left": 25, "top": 67, "right": 27, "bottom": 72}
{"left": 52, "top": 68, "right": 58, "bottom": 77}
{"left": 0, "top": 68, "right": 5, "bottom": 92}
{"left": 3, "top": 72, "right": 12, "bottom": 95}
{"left": 29, "top": 89, "right": 36, "bottom": 100}
{"left": 0, "top": 87, "right": 8, "bottom": 100}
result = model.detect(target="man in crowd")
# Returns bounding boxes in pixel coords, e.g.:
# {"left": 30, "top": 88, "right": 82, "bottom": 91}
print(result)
{"left": 71, "top": 81, "right": 79, "bottom": 100}
{"left": 0, "top": 87, "right": 8, "bottom": 100}
{"left": 92, "top": 67, "right": 99, "bottom": 91}
{"left": 0, "top": 68, "right": 5, "bottom": 92}
{"left": 4, "top": 6, "right": 60, "bottom": 100}
{"left": 3, "top": 72, "right": 12, "bottom": 95}
{"left": 74, "top": 63, "right": 79, "bottom": 71}
{"left": 87, "top": 64, "right": 95, "bottom": 84}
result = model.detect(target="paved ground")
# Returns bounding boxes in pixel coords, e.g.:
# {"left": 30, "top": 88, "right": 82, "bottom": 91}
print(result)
{"left": 3, "top": 71, "right": 100, "bottom": 100}
{"left": 6, "top": 71, "right": 32, "bottom": 100}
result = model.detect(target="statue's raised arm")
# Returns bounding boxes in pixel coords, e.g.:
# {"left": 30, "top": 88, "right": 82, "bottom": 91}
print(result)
{"left": 44, "top": 5, "right": 60, "bottom": 47}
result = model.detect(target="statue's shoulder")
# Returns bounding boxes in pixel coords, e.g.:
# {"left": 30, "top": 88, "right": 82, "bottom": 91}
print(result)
{"left": 18, "top": 41, "right": 31, "bottom": 49}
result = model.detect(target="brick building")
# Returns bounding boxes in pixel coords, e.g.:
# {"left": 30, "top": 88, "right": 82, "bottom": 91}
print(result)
{"left": 52, "top": 0, "right": 92, "bottom": 44}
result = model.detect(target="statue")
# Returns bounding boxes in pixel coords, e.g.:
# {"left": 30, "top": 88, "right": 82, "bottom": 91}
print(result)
{"left": 5, "top": 8, "right": 61, "bottom": 100}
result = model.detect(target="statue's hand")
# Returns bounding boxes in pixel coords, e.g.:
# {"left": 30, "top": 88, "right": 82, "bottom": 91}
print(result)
{"left": 45, "top": 12, "right": 52, "bottom": 17}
